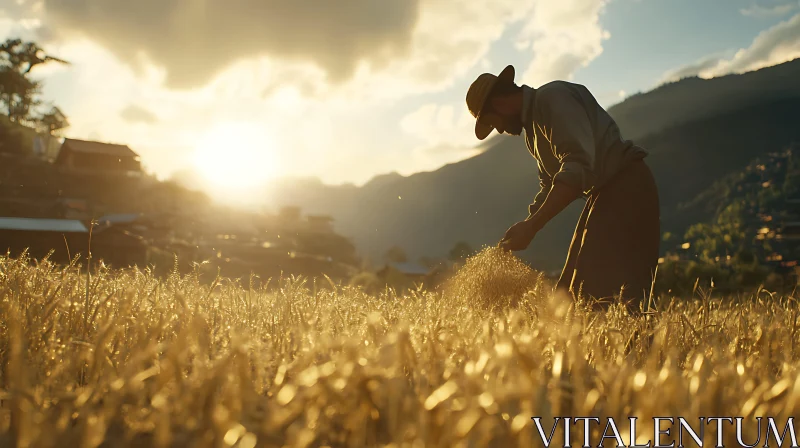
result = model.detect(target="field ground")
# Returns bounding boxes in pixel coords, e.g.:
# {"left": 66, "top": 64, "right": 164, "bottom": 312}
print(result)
{"left": 1, "top": 248, "right": 799, "bottom": 447}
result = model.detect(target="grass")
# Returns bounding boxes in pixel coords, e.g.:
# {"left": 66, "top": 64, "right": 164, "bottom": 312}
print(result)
{"left": 0, "top": 247, "right": 799, "bottom": 447}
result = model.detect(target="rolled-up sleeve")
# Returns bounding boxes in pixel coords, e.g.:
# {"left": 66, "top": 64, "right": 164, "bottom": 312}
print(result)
{"left": 538, "top": 89, "right": 597, "bottom": 193}
{"left": 528, "top": 158, "right": 552, "bottom": 217}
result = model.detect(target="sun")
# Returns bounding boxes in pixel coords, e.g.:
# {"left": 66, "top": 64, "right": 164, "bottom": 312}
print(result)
{"left": 193, "top": 122, "right": 280, "bottom": 190}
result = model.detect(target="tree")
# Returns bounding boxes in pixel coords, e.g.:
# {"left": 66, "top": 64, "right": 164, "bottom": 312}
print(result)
{"left": 448, "top": 241, "right": 474, "bottom": 262}
{"left": 37, "top": 106, "right": 69, "bottom": 136}
{"left": 0, "top": 67, "right": 39, "bottom": 122}
{"left": 384, "top": 246, "right": 408, "bottom": 263}
{"left": 34, "top": 105, "right": 69, "bottom": 159}
{"left": 0, "top": 39, "right": 69, "bottom": 74}
{"left": 0, "top": 121, "right": 24, "bottom": 155}
{"left": 735, "top": 249, "right": 755, "bottom": 265}
{"left": 0, "top": 38, "right": 68, "bottom": 123}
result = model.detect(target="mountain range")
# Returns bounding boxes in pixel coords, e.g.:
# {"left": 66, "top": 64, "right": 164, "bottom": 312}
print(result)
{"left": 263, "top": 59, "right": 800, "bottom": 272}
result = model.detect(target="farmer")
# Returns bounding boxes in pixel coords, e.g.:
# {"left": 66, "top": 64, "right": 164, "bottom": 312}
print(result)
{"left": 465, "top": 65, "right": 660, "bottom": 312}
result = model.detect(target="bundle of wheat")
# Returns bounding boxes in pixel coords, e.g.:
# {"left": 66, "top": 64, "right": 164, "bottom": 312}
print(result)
{"left": 442, "top": 247, "right": 543, "bottom": 309}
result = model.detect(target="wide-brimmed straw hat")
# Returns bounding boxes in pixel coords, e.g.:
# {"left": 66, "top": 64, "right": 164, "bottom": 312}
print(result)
{"left": 466, "top": 64, "right": 515, "bottom": 140}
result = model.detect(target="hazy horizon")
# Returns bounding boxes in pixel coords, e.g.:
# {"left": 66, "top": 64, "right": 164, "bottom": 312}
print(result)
{"left": 2, "top": 0, "right": 800, "bottom": 199}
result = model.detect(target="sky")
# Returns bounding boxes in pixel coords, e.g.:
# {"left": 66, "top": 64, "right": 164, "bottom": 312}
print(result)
{"left": 1, "top": 0, "right": 799, "bottom": 195}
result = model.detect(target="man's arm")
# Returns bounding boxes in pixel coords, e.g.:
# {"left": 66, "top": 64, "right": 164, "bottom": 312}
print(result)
{"left": 528, "top": 158, "right": 553, "bottom": 218}
{"left": 499, "top": 180, "right": 580, "bottom": 251}
{"left": 525, "top": 181, "right": 582, "bottom": 232}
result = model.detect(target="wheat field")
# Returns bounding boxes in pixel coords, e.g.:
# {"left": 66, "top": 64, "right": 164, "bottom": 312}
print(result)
{"left": 1, "top": 248, "right": 799, "bottom": 447}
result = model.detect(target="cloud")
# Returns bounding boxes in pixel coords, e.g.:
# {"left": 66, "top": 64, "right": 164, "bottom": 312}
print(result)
{"left": 3, "top": 0, "right": 605, "bottom": 103}
{"left": 20, "top": 0, "right": 422, "bottom": 89}
{"left": 400, "top": 102, "right": 479, "bottom": 153}
{"left": 3, "top": 0, "right": 540, "bottom": 102}
{"left": 741, "top": 2, "right": 798, "bottom": 18}
{"left": 120, "top": 104, "right": 158, "bottom": 125}
{"left": 663, "top": 12, "right": 800, "bottom": 81}
{"left": 397, "top": 0, "right": 610, "bottom": 158}
{"left": 518, "top": 0, "right": 610, "bottom": 85}
{"left": 660, "top": 54, "right": 728, "bottom": 83}
{"left": 0, "top": 0, "right": 39, "bottom": 18}
{"left": 326, "top": 0, "right": 538, "bottom": 103}
{"left": 707, "top": 12, "right": 800, "bottom": 76}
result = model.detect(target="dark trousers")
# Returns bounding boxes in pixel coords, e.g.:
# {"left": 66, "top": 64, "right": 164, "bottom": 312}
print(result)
{"left": 555, "top": 159, "right": 660, "bottom": 313}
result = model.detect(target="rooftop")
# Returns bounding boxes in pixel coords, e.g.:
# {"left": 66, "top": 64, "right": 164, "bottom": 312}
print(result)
{"left": 97, "top": 213, "right": 142, "bottom": 225}
{"left": 61, "top": 138, "right": 139, "bottom": 159}
{"left": 0, "top": 217, "right": 88, "bottom": 233}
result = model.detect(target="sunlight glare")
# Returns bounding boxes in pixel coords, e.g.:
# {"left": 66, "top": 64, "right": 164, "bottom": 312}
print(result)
{"left": 193, "top": 122, "right": 280, "bottom": 190}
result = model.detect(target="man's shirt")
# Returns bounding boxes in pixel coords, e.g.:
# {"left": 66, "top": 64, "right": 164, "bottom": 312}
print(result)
{"left": 522, "top": 81, "right": 648, "bottom": 217}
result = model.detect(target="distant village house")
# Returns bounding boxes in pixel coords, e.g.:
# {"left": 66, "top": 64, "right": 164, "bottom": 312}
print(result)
{"left": 377, "top": 261, "right": 431, "bottom": 282}
{"left": 55, "top": 138, "right": 142, "bottom": 176}
{"left": 0, "top": 217, "right": 147, "bottom": 267}
{"left": 306, "top": 215, "right": 334, "bottom": 233}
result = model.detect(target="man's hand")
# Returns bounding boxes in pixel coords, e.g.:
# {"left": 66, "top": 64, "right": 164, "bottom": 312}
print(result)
{"left": 499, "top": 220, "right": 539, "bottom": 252}
{"left": 499, "top": 182, "right": 582, "bottom": 252}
